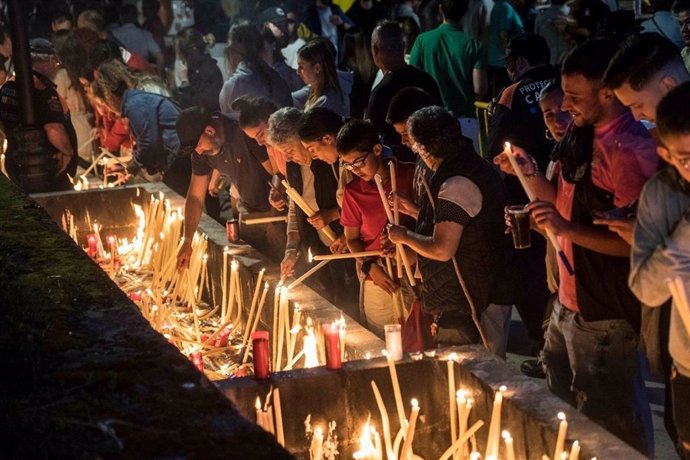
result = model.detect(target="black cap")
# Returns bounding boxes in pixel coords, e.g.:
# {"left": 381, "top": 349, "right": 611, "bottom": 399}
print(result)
{"left": 176, "top": 106, "right": 214, "bottom": 150}
{"left": 255, "top": 7, "right": 288, "bottom": 25}
{"left": 505, "top": 33, "right": 550, "bottom": 65}
{"left": 29, "top": 38, "right": 56, "bottom": 55}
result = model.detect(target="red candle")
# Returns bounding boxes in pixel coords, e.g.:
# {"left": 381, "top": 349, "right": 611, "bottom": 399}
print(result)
{"left": 87, "top": 234, "right": 97, "bottom": 257}
{"left": 323, "top": 322, "right": 342, "bottom": 370}
{"left": 215, "top": 324, "right": 233, "bottom": 347}
{"left": 190, "top": 351, "right": 204, "bottom": 372}
{"left": 252, "top": 331, "right": 271, "bottom": 380}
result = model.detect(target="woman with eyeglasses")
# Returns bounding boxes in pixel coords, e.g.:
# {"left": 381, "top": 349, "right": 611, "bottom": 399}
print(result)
{"left": 337, "top": 119, "right": 417, "bottom": 338}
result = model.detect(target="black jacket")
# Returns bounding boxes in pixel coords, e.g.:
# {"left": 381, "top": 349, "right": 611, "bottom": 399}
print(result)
{"left": 417, "top": 150, "right": 510, "bottom": 317}
{"left": 176, "top": 54, "right": 224, "bottom": 111}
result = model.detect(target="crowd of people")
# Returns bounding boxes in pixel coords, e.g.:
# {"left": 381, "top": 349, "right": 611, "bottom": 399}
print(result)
{"left": 1, "top": 0, "right": 690, "bottom": 457}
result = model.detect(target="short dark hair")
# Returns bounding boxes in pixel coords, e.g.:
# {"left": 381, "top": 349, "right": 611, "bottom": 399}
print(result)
{"left": 372, "top": 20, "right": 404, "bottom": 53}
{"left": 336, "top": 119, "right": 380, "bottom": 154}
{"left": 656, "top": 81, "right": 690, "bottom": 139}
{"left": 604, "top": 33, "right": 682, "bottom": 90}
{"left": 297, "top": 107, "right": 344, "bottom": 142}
{"left": 407, "top": 106, "right": 464, "bottom": 159}
{"left": 120, "top": 4, "right": 139, "bottom": 25}
{"left": 231, "top": 96, "right": 278, "bottom": 129}
{"left": 672, "top": 0, "right": 690, "bottom": 13}
{"left": 439, "top": 0, "right": 470, "bottom": 22}
{"left": 562, "top": 39, "right": 619, "bottom": 83}
{"left": 386, "top": 87, "right": 434, "bottom": 125}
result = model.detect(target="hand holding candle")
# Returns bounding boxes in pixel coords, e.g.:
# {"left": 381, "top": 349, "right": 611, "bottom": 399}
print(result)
{"left": 503, "top": 142, "right": 574, "bottom": 275}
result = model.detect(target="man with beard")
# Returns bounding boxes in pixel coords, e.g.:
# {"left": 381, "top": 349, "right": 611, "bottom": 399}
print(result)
{"left": 175, "top": 106, "right": 283, "bottom": 267}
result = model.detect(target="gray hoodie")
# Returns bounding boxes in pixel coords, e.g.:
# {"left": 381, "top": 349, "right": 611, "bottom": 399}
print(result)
{"left": 629, "top": 166, "right": 690, "bottom": 377}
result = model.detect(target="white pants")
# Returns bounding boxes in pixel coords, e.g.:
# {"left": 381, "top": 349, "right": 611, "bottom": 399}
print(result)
{"left": 362, "top": 280, "right": 396, "bottom": 338}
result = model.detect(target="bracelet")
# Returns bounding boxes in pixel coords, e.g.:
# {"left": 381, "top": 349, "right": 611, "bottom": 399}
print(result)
{"left": 524, "top": 155, "right": 541, "bottom": 179}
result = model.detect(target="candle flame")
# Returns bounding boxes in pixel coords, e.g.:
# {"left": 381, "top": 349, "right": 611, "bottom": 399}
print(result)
{"left": 231, "top": 259, "right": 238, "bottom": 270}
{"left": 558, "top": 412, "right": 566, "bottom": 421}
{"left": 223, "top": 246, "right": 230, "bottom": 254}
{"left": 255, "top": 397, "right": 262, "bottom": 410}
{"left": 448, "top": 352, "right": 458, "bottom": 361}
{"left": 308, "top": 247, "right": 314, "bottom": 263}
{"left": 314, "top": 427, "right": 323, "bottom": 436}
{"left": 264, "top": 281, "right": 270, "bottom": 289}
{"left": 456, "top": 389, "right": 467, "bottom": 399}
{"left": 502, "top": 430, "right": 511, "bottom": 440}
{"left": 499, "top": 385, "right": 507, "bottom": 392}
{"left": 470, "top": 453, "right": 480, "bottom": 460}
{"left": 411, "top": 398, "right": 419, "bottom": 408}
{"left": 504, "top": 141, "right": 511, "bottom": 151}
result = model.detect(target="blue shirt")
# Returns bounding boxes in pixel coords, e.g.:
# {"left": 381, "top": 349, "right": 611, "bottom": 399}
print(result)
{"left": 488, "top": 0, "right": 524, "bottom": 67}
{"left": 121, "top": 90, "right": 181, "bottom": 174}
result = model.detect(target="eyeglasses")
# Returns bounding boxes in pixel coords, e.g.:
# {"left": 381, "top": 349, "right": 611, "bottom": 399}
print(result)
{"left": 341, "top": 150, "right": 371, "bottom": 171}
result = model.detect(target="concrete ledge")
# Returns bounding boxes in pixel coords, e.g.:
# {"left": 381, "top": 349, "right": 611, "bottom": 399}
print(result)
{"left": 0, "top": 176, "right": 292, "bottom": 458}
{"left": 219, "top": 346, "right": 646, "bottom": 460}
{"left": 33, "top": 183, "right": 385, "bottom": 365}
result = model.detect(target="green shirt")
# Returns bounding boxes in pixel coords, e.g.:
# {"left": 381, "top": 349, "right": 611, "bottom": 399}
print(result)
{"left": 409, "top": 23, "right": 486, "bottom": 118}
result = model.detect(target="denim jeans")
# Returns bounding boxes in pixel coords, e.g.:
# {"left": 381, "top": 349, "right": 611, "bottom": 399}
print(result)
{"left": 541, "top": 299, "right": 654, "bottom": 456}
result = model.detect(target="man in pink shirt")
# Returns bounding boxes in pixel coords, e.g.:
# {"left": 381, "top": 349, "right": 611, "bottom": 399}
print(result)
{"left": 496, "top": 39, "right": 658, "bottom": 454}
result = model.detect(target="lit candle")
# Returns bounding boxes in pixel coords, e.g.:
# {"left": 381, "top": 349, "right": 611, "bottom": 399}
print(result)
{"left": 553, "top": 412, "right": 568, "bottom": 460}
{"left": 400, "top": 399, "right": 420, "bottom": 460}
{"left": 447, "top": 353, "right": 457, "bottom": 448}
{"left": 456, "top": 390, "right": 470, "bottom": 458}
{"left": 322, "top": 322, "right": 342, "bottom": 370}
{"left": 485, "top": 385, "right": 506, "bottom": 459}
{"left": 384, "top": 323, "right": 403, "bottom": 361}
{"left": 87, "top": 234, "right": 97, "bottom": 258}
{"left": 568, "top": 440, "right": 580, "bottom": 460}
{"left": 503, "top": 430, "right": 516, "bottom": 460}
{"left": 310, "top": 426, "right": 324, "bottom": 460}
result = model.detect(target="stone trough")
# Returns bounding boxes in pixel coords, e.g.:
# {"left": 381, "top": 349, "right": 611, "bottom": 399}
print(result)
{"left": 30, "top": 183, "right": 646, "bottom": 460}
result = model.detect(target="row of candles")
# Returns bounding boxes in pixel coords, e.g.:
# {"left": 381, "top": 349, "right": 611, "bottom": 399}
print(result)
{"left": 61, "top": 192, "right": 355, "bottom": 380}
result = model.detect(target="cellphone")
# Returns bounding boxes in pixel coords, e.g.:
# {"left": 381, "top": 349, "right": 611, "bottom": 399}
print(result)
{"left": 592, "top": 201, "right": 638, "bottom": 220}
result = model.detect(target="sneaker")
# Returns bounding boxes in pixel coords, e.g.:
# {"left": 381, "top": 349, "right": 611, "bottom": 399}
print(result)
{"left": 520, "top": 358, "right": 546, "bottom": 379}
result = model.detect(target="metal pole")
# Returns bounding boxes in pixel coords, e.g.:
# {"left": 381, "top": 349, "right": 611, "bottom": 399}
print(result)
{"left": 5, "top": 0, "right": 55, "bottom": 192}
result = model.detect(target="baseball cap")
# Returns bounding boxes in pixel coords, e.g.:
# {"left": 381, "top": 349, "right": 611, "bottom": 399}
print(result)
{"left": 504, "top": 34, "right": 550, "bottom": 65}
{"left": 29, "top": 38, "right": 56, "bottom": 55}
{"left": 176, "top": 106, "right": 214, "bottom": 153}
{"left": 255, "top": 7, "right": 288, "bottom": 25}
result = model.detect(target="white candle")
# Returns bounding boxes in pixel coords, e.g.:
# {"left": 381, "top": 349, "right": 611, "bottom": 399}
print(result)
{"left": 371, "top": 380, "right": 393, "bottom": 459}
{"left": 310, "top": 426, "right": 324, "bottom": 460}
{"left": 400, "top": 399, "right": 420, "bottom": 460}
{"left": 384, "top": 323, "right": 403, "bottom": 361}
{"left": 273, "top": 387, "right": 285, "bottom": 447}
{"left": 255, "top": 397, "right": 265, "bottom": 431}
{"left": 569, "top": 440, "right": 580, "bottom": 460}
{"left": 503, "top": 430, "right": 516, "bottom": 460}
{"left": 485, "top": 385, "right": 506, "bottom": 459}
{"left": 447, "top": 354, "right": 458, "bottom": 449}
{"left": 384, "top": 349, "right": 407, "bottom": 430}
{"left": 312, "top": 250, "right": 384, "bottom": 261}
{"left": 553, "top": 412, "right": 568, "bottom": 460}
